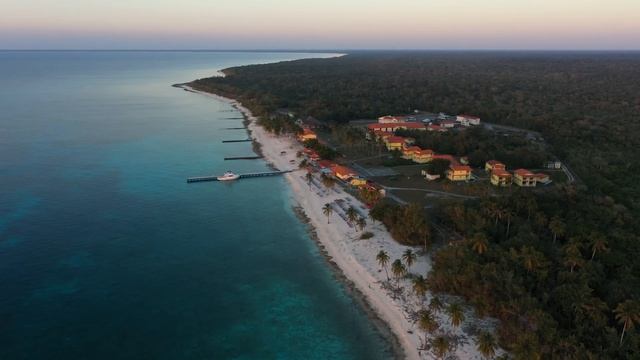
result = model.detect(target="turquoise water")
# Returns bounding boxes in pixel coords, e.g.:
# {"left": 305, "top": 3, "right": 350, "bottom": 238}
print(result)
{"left": 0, "top": 51, "right": 393, "bottom": 359}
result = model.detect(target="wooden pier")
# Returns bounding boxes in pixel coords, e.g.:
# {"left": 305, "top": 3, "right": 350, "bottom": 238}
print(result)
{"left": 187, "top": 170, "right": 291, "bottom": 183}
{"left": 222, "top": 139, "right": 252, "bottom": 143}
{"left": 224, "top": 156, "right": 262, "bottom": 160}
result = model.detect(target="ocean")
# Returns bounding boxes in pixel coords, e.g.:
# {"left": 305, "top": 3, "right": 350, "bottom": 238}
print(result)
{"left": 0, "top": 51, "right": 394, "bottom": 359}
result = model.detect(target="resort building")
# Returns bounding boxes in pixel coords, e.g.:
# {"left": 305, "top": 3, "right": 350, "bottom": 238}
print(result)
{"left": 413, "top": 149, "right": 434, "bottom": 163}
{"left": 426, "top": 124, "right": 444, "bottom": 132}
{"left": 402, "top": 146, "right": 421, "bottom": 159}
{"left": 456, "top": 114, "right": 481, "bottom": 126}
{"left": 298, "top": 128, "right": 317, "bottom": 142}
{"left": 331, "top": 165, "right": 358, "bottom": 181}
{"left": 349, "top": 177, "right": 368, "bottom": 187}
{"left": 535, "top": 173, "right": 551, "bottom": 185}
{"left": 491, "top": 169, "right": 512, "bottom": 187}
{"left": 513, "top": 169, "right": 537, "bottom": 187}
{"left": 485, "top": 160, "right": 506, "bottom": 172}
{"left": 367, "top": 122, "right": 426, "bottom": 133}
{"left": 378, "top": 115, "right": 406, "bottom": 123}
{"left": 440, "top": 120, "right": 457, "bottom": 128}
{"left": 447, "top": 164, "right": 472, "bottom": 181}
{"left": 385, "top": 136, "right": 405, "bottom": 151}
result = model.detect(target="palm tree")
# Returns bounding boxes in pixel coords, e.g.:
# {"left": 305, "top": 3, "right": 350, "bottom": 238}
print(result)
{"left": 322, "top": 203, "right": 333, "bottom": 224}
{"left": 471, "top": 233, "right": 488, "bottom": 255}
{"left": 429, "top": 296, "right": 444, "bottom": 312}
{"left": 504, "top": 209, "right": 515, "bottom": 237}
{"left": 483, "top": 201, "right": 501, "bottom": 227}
{"left": 614, "top": 300, "right": 640, "bottom": 346}
{"left": 431, "top": 335, "right": 451, "bottom": 360}
{"left": 417, "top": 309, "right": 438, "bottom": 333}
{"left": 305, "top": 172, "right": 313, "bottom": 186}
{"left": 563, "top": 244, "right": 584, "bottom": 273}
{"left": 346, "top": 206, "right": 358, "bottom": 226}
{"left": 356, "top": 217, "right": 366, "bottom": 232}
{"left": 391, "top": 259, "right": 407, "bottom": 287}
{"left": 589, "top": 233, "right": 608, "bottom": 260}
{"left": 402, "top": 248, "right": 417, "bottom": 271}
{"left": 376, "top": 250, "right": 390, "bottom": 280}
{"left": 476, "top": 331, "right": 497, "bottom": 359}
{"left": 412, "top": 275, "right": 428, "bottom": 300}
{"left": 447, "top": 302, "right": 465, "bottom": 328}
{"left": 549, "top": 216, "right": 566, "bottom": 244}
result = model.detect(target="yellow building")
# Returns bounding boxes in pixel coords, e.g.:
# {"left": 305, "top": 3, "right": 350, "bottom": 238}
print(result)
{"left": 490, "top": 170, "right": 512, "bottom": 187}
{"left": 350, "top": 177, "right": 367, "bottom": 186}
{"left": 513, "top": 169, "right": 537, "bottom": 187}
{"left": 385, "top": 136, "right": 405, "bottom": 151}
{"left": 447, "top": 165, "right": 472, "bottom": 181}
{"left": 402, "top": 146, "right": 421, "bottom": 159}
{"left": 298, "top": 128, "right": 317, "bottom": 142}
{"left": 485, "top": 160, "right": 506, "bottom": 172}
{"left": 412, "top": 149, "right": 434, "bottom": 163}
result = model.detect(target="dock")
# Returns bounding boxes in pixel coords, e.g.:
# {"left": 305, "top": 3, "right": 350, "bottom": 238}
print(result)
{"left": 222, "top": 127, "right": 246, "bottom": 130}
{"left": 224, "top": 156, "right": 262, "bottom": 160}
{"left": 187, "top": 170, "right": 292, "bottom": 183}
{"left": 222, "top": 139, "right": 252, "bottom": 143}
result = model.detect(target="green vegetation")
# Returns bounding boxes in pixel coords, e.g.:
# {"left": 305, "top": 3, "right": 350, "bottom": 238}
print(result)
{"left": 396, "top": 127, "right": 548, "bottom": 169}
{"left": 191, "top": 52, "right": 640, "bottom": 358}
{"left": 257, "top": 113, "right": 301, "bottom": 135}
{"left": 369, "top": 202, "right": 430, "bottom": 248}
{"left": 303, "top": 139, "right": 338, "bottom": 160}
{"left": 430, "top": 189, "right": 639, "bottom": 358}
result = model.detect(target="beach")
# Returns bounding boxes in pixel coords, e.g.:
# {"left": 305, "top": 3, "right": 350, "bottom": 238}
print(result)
{"left": 184, "top": 85, "right": 489, "bottom": 360}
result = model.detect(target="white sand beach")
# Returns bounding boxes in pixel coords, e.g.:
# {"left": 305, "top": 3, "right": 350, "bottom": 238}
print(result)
{"left": 185, "top": 86, "right": 493, "bottom": 360}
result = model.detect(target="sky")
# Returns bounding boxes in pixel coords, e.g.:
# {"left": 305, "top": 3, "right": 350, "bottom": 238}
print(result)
{"left": 1, "top": 0, "right": 639, "bottom": 50}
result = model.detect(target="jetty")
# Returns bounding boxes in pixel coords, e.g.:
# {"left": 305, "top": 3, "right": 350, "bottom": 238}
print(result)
{"left": 222, "top": 127, "right": 246, "bottom": 130}
{"left": 222, "top": 139, "right": 252, "bottom": 143}
{"left": 224, "top": 156, "right": 262, "bottom": 160}
{"left": 187, "top": 170, "right": 292, "bottom": 183}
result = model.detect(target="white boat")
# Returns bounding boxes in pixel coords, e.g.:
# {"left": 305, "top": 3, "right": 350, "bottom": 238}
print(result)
{"left": 217, "top": 171, "right": 240, "bottom": 181}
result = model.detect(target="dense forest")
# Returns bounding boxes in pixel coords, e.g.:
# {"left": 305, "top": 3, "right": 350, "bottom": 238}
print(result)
{"left": 191, "top": 51, "right": 640, "bottom": 213}
{"left": 191, "top": 52, "right": 640, "bottom": 358}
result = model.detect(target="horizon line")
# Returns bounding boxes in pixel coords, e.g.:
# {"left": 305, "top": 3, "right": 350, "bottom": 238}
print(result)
{"left": 1, "top": 48, "right": 640, "bottom": 53}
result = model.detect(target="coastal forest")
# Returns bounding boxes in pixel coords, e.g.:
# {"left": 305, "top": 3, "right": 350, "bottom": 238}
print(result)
{"left": 191, "top": 52, "right": 640, "bottom": 359}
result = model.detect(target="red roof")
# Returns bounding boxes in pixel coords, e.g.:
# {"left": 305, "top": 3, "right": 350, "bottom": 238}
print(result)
{"left": 458, "top": 114, "right": 480, "bottom": 119}
{"left": 514, "top": 168, "right": 535, "bottom": 177}
{"left": 432, "top": 154, "right": 460, "bottom": 165}
{"left": 386, "top": 136, "right": 405, "bottom": 144}
{"left": 414, "top": 149, "right": 434, "bottom": 155}
{"left": 331, "top": 165, "right": 357, "bottom": 177}
{"left": 368, "top": 122, "right": 425, "bottom": 130}
{"left": 450, "top": 164, "right": 471, "bottom": 171}
{"left": 486, "top": 160, "right": 503, "bottom": 166}
{"left": 317, "top": 160, "right": 335, "bottom": 169}
{"left": 403, "top": 146, "right": 421, "bottom": 152}
{"left": 534, "top": 173, "right": 549, "bottom": 179}
{"left": 492, "top": 169, "right": 511, "bottom": 177}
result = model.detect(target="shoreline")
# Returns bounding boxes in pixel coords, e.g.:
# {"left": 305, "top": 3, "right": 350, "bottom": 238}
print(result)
{"left": 179, "top": 84, "right": 489, "bottom": 360}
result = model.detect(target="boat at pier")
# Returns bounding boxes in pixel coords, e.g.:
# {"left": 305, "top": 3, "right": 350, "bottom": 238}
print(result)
{"left": 217, "top": 171, "right": 240, "bottom": 181}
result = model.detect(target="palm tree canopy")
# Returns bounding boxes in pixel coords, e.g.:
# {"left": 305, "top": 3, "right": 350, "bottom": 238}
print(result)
{"left": 477, "top": 331, "right": 497, "bottom": 358}
{"left": 447, "top": 302, "right": 465, "bottom": 327}
{"left": 402, "top": 248, "right": 417, "bottom": 268}
{"left": 615, "top": 300, "right": 640, "bottom": 329}
{"left": 412, "top": 275, "right": 428, "bottom": 298}
{"left": 391, "top": 259, "right": 406, "bottom": 279}
{"left": 376, "top": 250, "right": 389, "bottom": 268}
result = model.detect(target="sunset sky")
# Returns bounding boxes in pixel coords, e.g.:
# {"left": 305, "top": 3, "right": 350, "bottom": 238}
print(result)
{"left": 2, "top": 0, "right": 639, "bottom": 50}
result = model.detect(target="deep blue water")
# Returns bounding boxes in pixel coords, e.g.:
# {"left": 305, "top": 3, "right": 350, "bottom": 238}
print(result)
{"left": 0, "top": 51, "right": 393, "bottom": 359}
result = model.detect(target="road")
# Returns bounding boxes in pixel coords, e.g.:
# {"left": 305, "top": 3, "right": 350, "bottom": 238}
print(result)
{"left": 383, "top": 186, "right": 479, "bottom": 200}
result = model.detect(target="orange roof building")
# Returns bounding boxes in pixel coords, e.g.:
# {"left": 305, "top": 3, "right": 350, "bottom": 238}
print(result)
{"left": 485, "top": 160, "right": 506, "bottom": 172}
{"left": 447, "top": 164, "right": 472, "bottom": 181}
{"left": 298, "top": 128, "right": 317, "bottom": 142}
{"left": 331, "top": 165, "right": 358, "bottom": 181}
{"left": 491, "top": 169, "right": 512, "bottom": 187}
{"left": 367, "top": 122, "right": 426, "bottom": 133}
{"left": 413, "top": 149, "right": 434, "bottom": 163}
{"left": 385, "top": 136, "right": 405, "bottom": 151}
{"left": 513, "top": 169, "right": 537, "bottom": 187}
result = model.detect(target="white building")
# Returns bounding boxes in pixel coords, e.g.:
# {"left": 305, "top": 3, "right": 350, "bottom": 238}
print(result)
{"left": 456, "top": 114, "right": 481, "bottom": 126}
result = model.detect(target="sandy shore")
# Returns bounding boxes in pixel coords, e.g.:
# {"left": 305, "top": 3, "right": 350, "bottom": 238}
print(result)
{"left": 182, "top": 85, "right": 491, "bottom": 360}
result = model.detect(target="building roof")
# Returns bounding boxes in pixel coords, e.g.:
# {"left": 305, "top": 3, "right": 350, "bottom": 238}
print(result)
{"left": 492, "top": 169, "right": 512, "bottom": 177}
{"left": 367, "top": 122, "right": 425, "bottom": 130}
{"left": 450, "top": 164, "right": 472, "bottom": 172}
{"left": 386, "top": 136, "right": 405, "bottom": 144}
{"left": 317, "top": 160, "right": 335, "bottom": 169}
{"left": 331, "top": 165, "right": 357, "bottom": 176}
{"left": 414, "top": 149, "right": 434, "bottom": 155}
{"left": 403, "top": 146, "right": 421, "bottom": 152}
{"left": 514, "top": 168, "right": 535, "bottom": 177}
{"left": 534, "top": 173, "right": 549, "bottom": 179}
{"left": 486, "top": 160, "right": 504, "bottom": 166}
{"left": 458, "top": 114, "right": 480, "bottom": 119}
